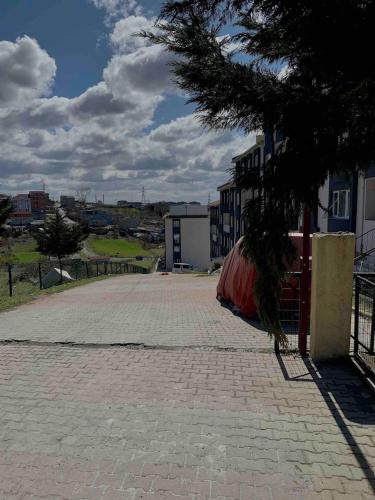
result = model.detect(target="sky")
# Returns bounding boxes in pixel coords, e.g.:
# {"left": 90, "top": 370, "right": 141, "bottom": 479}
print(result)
{"left": 0, "top": 0, "right": 254, "bottom": 203}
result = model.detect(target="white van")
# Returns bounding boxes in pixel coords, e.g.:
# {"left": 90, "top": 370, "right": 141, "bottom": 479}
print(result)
{"left": 172, "top": 262, "right": 194, "bottom": 273}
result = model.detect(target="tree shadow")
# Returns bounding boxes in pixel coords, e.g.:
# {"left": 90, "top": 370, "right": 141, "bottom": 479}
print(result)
{"left": 276, "top": 353, "right": 375, "bottom": 493}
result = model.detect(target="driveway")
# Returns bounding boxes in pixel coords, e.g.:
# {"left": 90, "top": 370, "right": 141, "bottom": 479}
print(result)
{"left": 0, "top": 274, "right": 271, "bottom": 349}
{"left": 0, "top": 274, "right": 374, "bottom": 499}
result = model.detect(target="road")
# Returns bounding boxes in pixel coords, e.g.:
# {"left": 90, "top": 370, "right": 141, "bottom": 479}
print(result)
{"left": 0, "top": 273, "right": 374, "bottom": 499}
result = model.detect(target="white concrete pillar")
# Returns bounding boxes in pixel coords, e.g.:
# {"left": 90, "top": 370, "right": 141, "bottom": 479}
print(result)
{"left": 310, "top": 233, "right": 355, "bottom": 361}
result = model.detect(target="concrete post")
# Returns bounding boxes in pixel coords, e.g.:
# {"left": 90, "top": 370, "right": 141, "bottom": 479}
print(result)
{"left": 310, "top": 233, "right": 355, "bottom": 361}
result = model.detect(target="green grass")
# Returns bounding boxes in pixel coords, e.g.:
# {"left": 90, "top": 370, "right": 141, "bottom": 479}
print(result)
{"left": 88, "top": 237, "right": 155, "bottom": 258}
{"left": 0, "top": 239, "right": 45, "bottom": 264}
{"left": 0, "top": 275, "right": 116, "bottom": 313}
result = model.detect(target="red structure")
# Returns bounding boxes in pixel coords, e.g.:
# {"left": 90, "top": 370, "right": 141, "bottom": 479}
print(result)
{"left": 29, "top": 191, "right": 51, "bottom": 211}
{"left": 217, "top": 233, "right": 311, "bottom": 320}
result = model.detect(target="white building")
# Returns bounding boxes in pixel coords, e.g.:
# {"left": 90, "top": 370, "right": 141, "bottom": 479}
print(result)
{"left": 165, "top": 205, "right": 211, "bottom": 271}
{"left": 12, "top": 194, "right": 31, "bottom": 213}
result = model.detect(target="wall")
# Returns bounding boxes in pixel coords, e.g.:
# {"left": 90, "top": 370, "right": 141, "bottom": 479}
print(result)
{"left": 180, "top": 217, "right": 211, "bottom": 271}
{"left": 165, "top": 218, "right": 174, "bottom": 270}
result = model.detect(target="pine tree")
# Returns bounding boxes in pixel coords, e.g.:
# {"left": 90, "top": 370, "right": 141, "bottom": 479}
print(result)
{"left": 34, "top": 209, "right": 87, "bottom": 279}
{"left": 143, "top": 1, "right": 375, "bottom": 342}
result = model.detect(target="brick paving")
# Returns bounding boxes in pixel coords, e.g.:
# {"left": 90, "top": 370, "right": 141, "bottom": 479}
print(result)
{"left": 0, "top": 274, "right": 374, "bottom": 499}
{"left": 0, "top": 274, "right": 271, "bottom": 349}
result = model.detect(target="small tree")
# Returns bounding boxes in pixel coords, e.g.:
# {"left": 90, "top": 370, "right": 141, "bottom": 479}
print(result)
{"left": 34, "top": 209, "right": 87, "bottom": 280}
{"left": 0, "top": 197, "right": 12, "bottom": 237}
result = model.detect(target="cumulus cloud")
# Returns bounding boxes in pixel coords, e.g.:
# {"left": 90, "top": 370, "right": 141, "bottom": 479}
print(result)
{"left": 111, "top": 15, "right": 154, "bottom": 53}
{"left": 0, "top": 7, "right": 253, "bottom": 203}
{"left": 0, "top": 36, "right": 56, "bottom": 107}
{"left": 89, "top": 0, "right": 142, "bottom": 22}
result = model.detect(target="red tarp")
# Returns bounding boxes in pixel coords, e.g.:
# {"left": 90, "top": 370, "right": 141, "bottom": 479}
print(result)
{"left": 217, "top": 233, "right": 310, "bottom": 318}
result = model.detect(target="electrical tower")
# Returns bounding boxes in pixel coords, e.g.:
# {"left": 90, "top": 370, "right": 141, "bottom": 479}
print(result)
{"left": 141, "top": 186, "right": 146, "bottom": 205}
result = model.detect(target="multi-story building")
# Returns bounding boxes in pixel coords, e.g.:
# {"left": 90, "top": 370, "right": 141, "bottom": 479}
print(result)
{"left": 60, "top": 195, "right": 75, "bottom": 209}
{"left": 12, "top": 194, "right": 31, "bottom": 213}
{"left": 29, "top": 191, "right": 51, "bottom": 211}
{"left": 214, "top": 135, "right": 265, "bottom": 258}
{"left": 209, "top": 201, "right": 221, "bottom": 260}
{"left": 165, "top": 205, "right": 210, "bottom": 271}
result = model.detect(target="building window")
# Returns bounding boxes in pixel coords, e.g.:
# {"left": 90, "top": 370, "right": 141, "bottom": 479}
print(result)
{"left": 365, "top": 178, "right": 375, "bottom": 220}
{"left": 332, "top": 190, "right": 350, "bottom": 219}
{"left": 173, "top": 219, "right": 180, "bottom": 228}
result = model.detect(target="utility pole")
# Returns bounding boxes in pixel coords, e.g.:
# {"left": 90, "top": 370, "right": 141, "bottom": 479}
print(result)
{"left": 141, "top": 187, "right": 146, "bottom": 205}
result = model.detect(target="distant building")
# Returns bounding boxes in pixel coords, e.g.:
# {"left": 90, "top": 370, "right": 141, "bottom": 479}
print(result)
{"left": 8, "top": 212, "right": 33, "bottom": 227}
{"left": 12, "top": 194, "right": 31, "bottom": 213}
{"left": 80, "top": 209, "right": 113, "bottom": 227}
{"left": 60, "top": 195, "right": 75, "bottom": 209}
{"left": 164, "top": 204, "right": 210, "bottom": 271}
{"left": 29, "top": 191, "right": 51, "bottom": 211}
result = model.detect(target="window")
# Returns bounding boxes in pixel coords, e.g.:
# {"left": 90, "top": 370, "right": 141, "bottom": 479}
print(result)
{"left": 173, "top": 219, "right": 180, "bottom": 228}
{"left": 332, "top": 190, "right": 350, "bottom": 218}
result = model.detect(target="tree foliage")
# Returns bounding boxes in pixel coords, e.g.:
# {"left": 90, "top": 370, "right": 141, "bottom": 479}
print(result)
{"left": 34, "top": 209, "right": 87, "bottom": 263}
{"left": 143, "top": 0, "right": 375, "bottom": 341}
{"left": 0, "top": 197, "right": 12, "bottom": 237}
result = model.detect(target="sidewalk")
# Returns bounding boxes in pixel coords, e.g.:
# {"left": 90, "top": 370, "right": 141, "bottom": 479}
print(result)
{"left": 0, "top": 274, "right": 374, "bottom": 499}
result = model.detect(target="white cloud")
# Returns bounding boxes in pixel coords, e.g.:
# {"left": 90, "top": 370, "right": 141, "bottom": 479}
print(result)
{"left": 0, "top": 8, "right": 254, "bottom": 203}
{"left": 111, "top": 15, "right": 154, "bottom": 53}
{"left": 0, "top": 36, "right": 56, "bottom": 107}
{"left": 89, "top": 0, "right": 142, "bottom": 22}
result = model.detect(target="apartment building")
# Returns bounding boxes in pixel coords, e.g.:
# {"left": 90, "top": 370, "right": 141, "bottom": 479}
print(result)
{"left": 210, "top": 132, "right": 375, "bottom": 265}
{"left": 165, "top": 205, "right": 210, "bottom": 271}
{"left": 29, "top": 191, "right": 51, "bottom": 211}
{"left": 12, "top": 194, "right": 32, "bottom": 213}
{"left": 213, "top": 135, "right": 265, "bottom": 258}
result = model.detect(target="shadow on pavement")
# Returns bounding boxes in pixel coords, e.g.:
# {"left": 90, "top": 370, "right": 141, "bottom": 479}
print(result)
{"left": 277, "top": 353, "right": 375, "bottom": 494}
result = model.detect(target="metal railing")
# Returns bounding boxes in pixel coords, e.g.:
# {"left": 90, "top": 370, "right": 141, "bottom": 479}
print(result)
{"left": 1, "top": 258, "right": 151, "bottom": 298}
{"left": 353, "top": 274, "right": 375, "bottom": 376}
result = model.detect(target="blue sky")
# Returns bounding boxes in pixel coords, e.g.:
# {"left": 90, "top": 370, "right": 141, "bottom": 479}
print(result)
{"left": 0, "top": 0, "right": 250, "bottom": 202}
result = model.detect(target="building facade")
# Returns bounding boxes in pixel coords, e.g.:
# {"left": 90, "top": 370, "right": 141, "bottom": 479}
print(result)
{"left": 29, "top": 191, "right": 51, "bottom": 211}
{"left": 12, "top": 194, "right": 31, "bottom": 213}
{"left": 165, "top": 205, "right": 210, "bottom": 271}
{"left": 60, "top": 195, "right": 75, "bottom": 209}
{"left": 211, "top": 135, "right": 265, "bottom": 259}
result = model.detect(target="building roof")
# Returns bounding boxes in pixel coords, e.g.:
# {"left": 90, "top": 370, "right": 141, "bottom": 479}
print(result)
{"left": 209, "top": 200, "right": 220, "bottom": 207}
{"left": 232, "top": 134, "right": 264, "bottom": 163}
{"left": 217, "top": 180, "right": 235, "bottom": 192}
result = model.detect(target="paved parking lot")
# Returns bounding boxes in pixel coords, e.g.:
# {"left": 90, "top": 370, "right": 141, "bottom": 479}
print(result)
{"left": 0, "top": 274, "right": 374, "bottom": 499}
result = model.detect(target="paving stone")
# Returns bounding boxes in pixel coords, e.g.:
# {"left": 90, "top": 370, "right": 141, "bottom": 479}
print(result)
{"left": 0, "top": 274, "right": 373, "bottom": 499}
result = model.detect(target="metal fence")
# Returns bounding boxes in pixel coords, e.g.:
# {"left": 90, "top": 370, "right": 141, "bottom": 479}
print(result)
{"left": 277, "top": 271, "right": 310, "bottom": 352}
{"left": 353, "top": 274, "right": 375, "bottom": 376}
{"left": 1, "top": 258, "right": 151, "bottom": 298}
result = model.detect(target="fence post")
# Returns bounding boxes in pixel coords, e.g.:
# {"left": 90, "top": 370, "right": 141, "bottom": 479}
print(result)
{"left": 299, "top": 207, "right": 310, "bottom": 357}
{"left": 8, "top": 265, "right": 13, "bottom": 297}
{"left": 38, "top": 262, "right": 43, "bottom": 290}
{"left": 86, "top": 262, "right": 89, "bottom": 279}
{"left": 96, "top": 262, "right": 99, "bottom": 277}
{"left": 310, "top": 233, "right": 355, "bottom": 361}
{"left": 354, "top": 276, "right": 360, "bottom": 355}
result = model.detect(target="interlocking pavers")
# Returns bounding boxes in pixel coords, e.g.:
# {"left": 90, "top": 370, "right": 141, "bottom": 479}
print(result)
{"left": 0, "top": 274, "right": 373, "bottom": 499}
{"left": 0, "top": 274, "right": 271, "bottom": 349}
{"left": 0, "top": 344, "right": 373, "bottom": 499}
